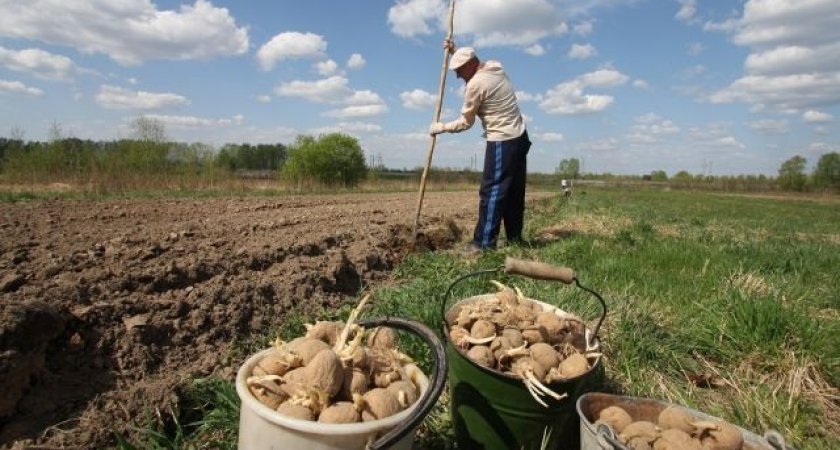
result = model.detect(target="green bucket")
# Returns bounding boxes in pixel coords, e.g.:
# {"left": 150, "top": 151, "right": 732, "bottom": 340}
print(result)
{"left": 441, "top": 258, "right": 608, "bottom": 450}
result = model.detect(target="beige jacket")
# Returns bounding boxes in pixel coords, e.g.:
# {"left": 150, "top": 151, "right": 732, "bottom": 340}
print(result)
{"left": 443, "top": 60, "right": 525, "bottom": 141}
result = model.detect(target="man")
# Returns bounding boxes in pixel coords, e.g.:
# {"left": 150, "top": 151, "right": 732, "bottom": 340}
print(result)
{"left": 429, "top": 42, "right": 531, "bottom": 251}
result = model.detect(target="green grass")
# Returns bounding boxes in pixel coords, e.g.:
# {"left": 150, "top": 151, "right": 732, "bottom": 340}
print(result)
{"left": 118, "top": 187, "right": 840, "bottom": 449}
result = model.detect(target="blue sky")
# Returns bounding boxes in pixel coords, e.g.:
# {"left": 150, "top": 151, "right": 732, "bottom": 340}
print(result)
{"left": 0, "top": 0, "right": 837, "bottom": 175}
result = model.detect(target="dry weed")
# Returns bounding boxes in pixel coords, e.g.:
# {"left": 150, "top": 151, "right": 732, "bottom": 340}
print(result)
{"left": 537, "top": 214, "right": 632, "bottom": 240}
{"left": 725, "top": 270, "right": 776, "bottom": 297}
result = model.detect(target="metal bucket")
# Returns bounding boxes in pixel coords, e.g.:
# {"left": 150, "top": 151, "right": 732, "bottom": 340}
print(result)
{"left": 236, "top": 317, "right": 447, "bottom": 450}
{"left": 442, "top": 258, "right": 608, "bottom": 450}
{"left": 575, "top": 392, "right": 797, "bottom": 450}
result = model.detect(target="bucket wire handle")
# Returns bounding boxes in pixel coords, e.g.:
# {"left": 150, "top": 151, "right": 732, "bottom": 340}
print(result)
{"left": 595, "top": 423, "right": 631, "bottom": 450}
{"left": 503, "top": 258, "right": 607, "bottom": 348}
{"left": 358, "top": 317, "right": 447, "bottom": 450}
{"left": 440, "top": 258, "right": 607, "bottom": 348}
{"left": 764, "top": 430, "right": 797, "bottom": 450}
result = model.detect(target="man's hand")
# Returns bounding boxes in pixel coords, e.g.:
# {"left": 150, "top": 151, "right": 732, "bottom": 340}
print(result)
{"left": 443, "top": 39, "right": 455, "bottom": 55}
{"left": 429, "top": 122, "right": 447, "bottom": 136}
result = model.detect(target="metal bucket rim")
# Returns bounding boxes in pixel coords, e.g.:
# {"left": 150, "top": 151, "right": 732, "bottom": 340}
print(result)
{"left": 445, "top": 294, "right": 603, "bottom": 384}
{"left": 575, "top": 392, "right": 777, "bottom": 450}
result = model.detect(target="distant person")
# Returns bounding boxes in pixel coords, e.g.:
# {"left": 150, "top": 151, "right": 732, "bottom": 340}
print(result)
{"left": 562, "top": 178, "right": 571, "bottom": 198}
{"left": 429, "top": 41, "right": 531, "bottom": 252}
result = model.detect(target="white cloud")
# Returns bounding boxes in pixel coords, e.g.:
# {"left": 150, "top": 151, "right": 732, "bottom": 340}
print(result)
{"left": 338, "top": 122, "right": 382, "bottom": 132}
{"left": 536, "top": 132, "right": 564, "bottom": 142}
{"left": 273, "top": 76, "right": 351, "bottom": 103}
{"left": 675, "top": 0, "right": 696, "bottom": 22}
{"left": 577, "top": 137, "right": 619, "bottom": 153}
{"left": 400, "top": 89, "right": 436, "bottom": 110}
{"left": 347, "top": 53, "right": 366, "bottom": 70}
{"left": 568, "top": 43, "right": 597, "bottom": 59}
{"left": 257, "top": 32, "right": 327, "bottom": 71}
{"left": 808, "top": 141, "right": 840, "bottom": 154}
{"left": 710, "top": 0, "right": 840, "bottom": 111}
{"left": 312, "top": 122, "right": 382, "bottom": 134}
{"left": 633, "top": 79, "right": 650, "bottom": 89}
{"left": 516, "top": 91, "right": 543, "bottom": 102}
{"left": 274, "top": 75, "right": 388, "bottom": 118}
{"left": 703, "top": 18, "right": 739, "bottom": 33}
{"left": 324, "top": 104, "right": 388, "bottom": 119}
{"left": 683, "top": 64, "right": 707, "bottom": 78}
{"left": 710, "top": 73, "right": 840, "bottom": 111}
{"left": 389, "top": 0, "right": 567, "bottom": 49}
{"left": 539, "top": 68, "right": 628, "bottom": 114}
{"left": 626, "top": 113, "right": 680, "bottom": 144}
{"left": 96, "top": 85, "right": 188, "bottom": 110}
{"left": 573, "top": 21, "right": 593, "bottom": 36}
{"left": 0, "top": 46, "right": 76, "bottom": 80}
{"left": 256, "top": 95, "right": 271, "bottom": 104}
{"left": 687, "top": 42, "right": 704, "bottom": 56}
{"left": 712, "top": 136, "right": 745, "bottom": 148}
{"left": 387, "top": 0, "right": 445, "bottom": 37}
{"left": 748, "top": 119, "right": 789, "bottom": 134}
{"left": 524, "top": 44, "right": 546, "bottom": 56}
{"left": 744, "top": 42, "right": 840, "bottom": 76}
{"left": 813, "top": 126, "right": 830, "bottom": 135}
{"left": 315, "top": 59, "right": 338, "bottom": 76}
{"left": 456, "top": 0, "right": 567, "bottom": 48}
{"left": 0, "top": 79, "right": 43, "bottom": 96}
{"left": 688, "top": 123, "right": 746, "bottom": 149}
{"left": 734, "top": 0, "right": 840, "bottom": 48}
{"left": 578, "top": 69, "right": 629, "bottom": 88}
{"left": 0, "top": 0, "right": 248, "bottom": 66}
{"left": 803, "top": 110, "right": 834, "bottom": 122}
{"left": 540, "top": 83, "right": 614, "bottom": 114}
{"left": 345, "top": 90, "right": 384, "bottom": 106}
{"left": 144, "top": 114, "right": 244, "bottom": 129}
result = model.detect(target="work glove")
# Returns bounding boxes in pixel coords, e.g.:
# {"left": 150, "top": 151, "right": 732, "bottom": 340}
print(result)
{"left": 443, "top": 39, "right": 455, "bottom": 55}
{"left": 429, "top": 122, "right": 447, "bottom": 136}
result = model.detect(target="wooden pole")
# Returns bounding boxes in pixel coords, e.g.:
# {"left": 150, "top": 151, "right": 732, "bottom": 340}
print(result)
{"left": 412, "top": 0, "right": 456, "bottom": 240}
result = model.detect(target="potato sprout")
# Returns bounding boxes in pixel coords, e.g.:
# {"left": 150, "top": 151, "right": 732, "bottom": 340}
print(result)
{"left": 595, "top": 403, "right": 748, "bottom": 450}
{"left": 447, "top": 280, "right": 599, "bottom": 407}
{"left": 245, "top": 294, "right": 421, "bottom": 423}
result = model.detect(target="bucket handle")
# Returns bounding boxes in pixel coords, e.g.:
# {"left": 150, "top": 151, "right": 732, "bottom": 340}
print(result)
{"left": 765, "top": 430, "right": 798, "bottom": 450}
{"left": 357, "top": 317, "right": 447, "bottom": 450}
{"left": 595, "top": 423, "right": 631, "bottom": 450}
{"left": 440, "top": 257, "right": 608, "bottom": 348}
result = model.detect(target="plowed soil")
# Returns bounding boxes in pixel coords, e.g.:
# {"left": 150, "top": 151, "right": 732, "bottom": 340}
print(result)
{"left": 0, "top": 190, "right": 549, "bottom": 448}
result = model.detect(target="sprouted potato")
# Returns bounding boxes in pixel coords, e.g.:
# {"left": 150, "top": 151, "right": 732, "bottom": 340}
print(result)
{"left": 595, "top": 404, "right": 748, "bottom": 450}
{"left": 245, "top": 294, "right": 421, "bottom": 423}
{"left": 447, "top": 280, "right": 601, "bottom": 407}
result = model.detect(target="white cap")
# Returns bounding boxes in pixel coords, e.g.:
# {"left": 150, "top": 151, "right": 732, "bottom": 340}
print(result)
{"left": 449, "top": 47, "right": 476, "bottom": 70}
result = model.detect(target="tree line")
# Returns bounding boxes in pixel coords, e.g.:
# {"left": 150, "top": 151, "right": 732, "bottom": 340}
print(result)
{"left": 555, "top": 154, "right": 840, "bottom": 192}
{"left": 0, "top": 132, "right": 368, "bottom": 189}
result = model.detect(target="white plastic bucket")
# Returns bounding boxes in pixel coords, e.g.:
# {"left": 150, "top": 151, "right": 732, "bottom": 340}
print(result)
{"left": 236, "top": 348, "right": 431, "bottom": 450}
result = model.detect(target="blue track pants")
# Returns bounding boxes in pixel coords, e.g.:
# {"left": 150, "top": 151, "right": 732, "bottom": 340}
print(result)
{"left": 473, "top": 130, "right": 531, "bottom": 248}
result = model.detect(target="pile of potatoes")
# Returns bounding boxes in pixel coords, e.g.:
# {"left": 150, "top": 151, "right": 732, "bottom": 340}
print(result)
{"left": 447, "top": 281, "right": 601, "bottom": 406}
{"left": 596, "top": 404, "right": 758, "bottom": 450}
{"left": 246, "top": 320, "right": 421, "bottom": 424}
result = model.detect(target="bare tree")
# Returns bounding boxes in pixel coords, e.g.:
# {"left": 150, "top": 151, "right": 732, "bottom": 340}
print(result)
{"left": 9, "top": 126, "right": 25, "bottom": 141}
{"left": 130, "top": 115, "right": 167, "bottom": 142}
{"left": 48, "top": 120, "right": 64, "bottom": 142}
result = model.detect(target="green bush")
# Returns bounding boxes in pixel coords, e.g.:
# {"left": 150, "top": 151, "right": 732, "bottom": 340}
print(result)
{"left": 281, "top": 133, "right": 367, "bottom": 187}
